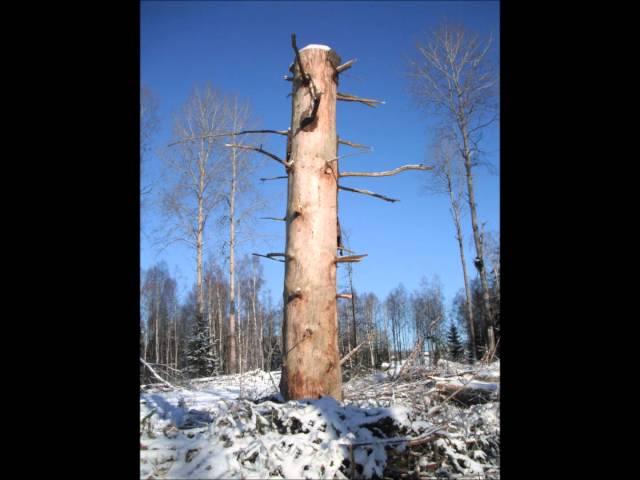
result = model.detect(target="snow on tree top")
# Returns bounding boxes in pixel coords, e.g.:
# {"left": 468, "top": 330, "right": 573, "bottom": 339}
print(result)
{"left": 300, "top": 44, "right": 332, "bottom": 52}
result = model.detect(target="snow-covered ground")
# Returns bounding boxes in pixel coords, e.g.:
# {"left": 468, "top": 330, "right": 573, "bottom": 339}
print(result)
{"left": 141, "top": 361, "right": 500, "bottom": 479}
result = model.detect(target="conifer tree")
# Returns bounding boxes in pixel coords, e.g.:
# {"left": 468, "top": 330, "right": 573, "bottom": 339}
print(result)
{"left": 447, "top": 323, "right": 464, "bottom": 362}
{"left": 186, "top": 312, "right": 221, "bottom": 378}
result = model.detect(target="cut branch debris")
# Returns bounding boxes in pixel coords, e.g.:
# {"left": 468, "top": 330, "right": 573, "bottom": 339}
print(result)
{"left": 339, "top": 332, "right": 374, "bottom": 365}
{"left": 140, "top": 357, "right": 176, "bottom": 390}
{"left": 340, "top": 164, "right": 432, "bottom": 178}
{"left": 338, "top": 185, "right": 399, "bottom": 202}
{"left": 337, "top": 92, "right": 385, "bottom": 108}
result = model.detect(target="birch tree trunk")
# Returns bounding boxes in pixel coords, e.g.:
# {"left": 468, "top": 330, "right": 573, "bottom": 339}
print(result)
{"left": 196, "top": 140, "right": 205, "bottom": 319}
{"left": 227, "top": 133, "right": 238, "bottom": 374}
{"left": 447, "top": 177, "right": 477, "bottom": 361}
{"left": 155, "top": 281, "right": 160, "bottom": 364}
{"left": 216, "top": 283, "right": 224, "bottom": 371}
{"left": 461, "top": 137, "right": 495, "bottom": 353}
{"left": 280, "top": 45, "right": 343, "bottom": 401}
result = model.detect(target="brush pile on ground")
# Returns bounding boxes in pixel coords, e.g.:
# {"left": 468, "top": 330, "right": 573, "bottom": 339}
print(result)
{"left": 140, "top": 360, "right": 499, "bottom": 479}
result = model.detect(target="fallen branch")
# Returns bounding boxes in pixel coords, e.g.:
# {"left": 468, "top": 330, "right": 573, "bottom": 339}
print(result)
{"left": 340, "top": 333, "right": 374, "bottom": 365}
{"left": 340, "top": 164, "right": 432, "bottom": 178}
{"left": 351, "top": 425, "right": 444, "bottom": 448}
{"left": 140, "top": 357, "right": 176, "bottom": 390}
{"left": 339, "top": 185, "right": 399, "bottom": 202}
{"left": 337, "top": 92, "right": 385, "bottom": 108}
{"left": 140, "top": 408, "right": 157, "bottom": 425}
{"left": 224, "top": 143, "right": 289, "bottom": 168}
{"left": 394, "top": 337, "right": 425, "bottom": 381}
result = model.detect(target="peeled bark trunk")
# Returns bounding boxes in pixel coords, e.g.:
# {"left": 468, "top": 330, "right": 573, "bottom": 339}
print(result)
{"left": 280, "top": 45, "right": 343, "bottom": 401}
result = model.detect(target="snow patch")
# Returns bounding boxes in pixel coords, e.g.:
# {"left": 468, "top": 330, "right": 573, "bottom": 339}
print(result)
{"left": 300, "top": 44, "right": 332, "bottom": 52}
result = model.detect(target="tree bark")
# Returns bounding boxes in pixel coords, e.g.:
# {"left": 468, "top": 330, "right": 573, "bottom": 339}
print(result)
{"left": 280, "top": 45, "right": 343, "bottom": 401}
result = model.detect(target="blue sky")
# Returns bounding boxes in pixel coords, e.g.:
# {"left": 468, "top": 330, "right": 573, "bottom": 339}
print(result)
{"left": 140, "top": 1, "right": 500, "bottom": 310}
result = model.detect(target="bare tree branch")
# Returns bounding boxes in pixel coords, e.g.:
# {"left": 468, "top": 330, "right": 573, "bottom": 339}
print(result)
{"left": 335, "top": 254, "right": 368, "bottom": 263}
{"left": 337, "top": 92, "right": 385, "bottom": 108}
{"left": 259, "top": 216, "right": 286, "bottom": 222}
{"left": 168, "top": 129, "right": 288, "bottom": 147}
{"left": 338, "top": 185, "right": 399, "bottom": 202}
{"left": 335, "top": 59, "right": 356, "bottom": 74}
{"left": 252, "top": 252, "right": 289, "bottom": 263}
{"left": 291, "top": 33, "right": 307, "bottom": 80}
{"left": 224, "top": 143, "right": 288, "bottom": 168}
{"left": 338, "top": 138, "right": 372, "bottom": 150}
{"left": 260, "top": 175, "right": 288, "bottom": 182}
{"left": 340, "top": 164, "right": 432, "bottom": 178}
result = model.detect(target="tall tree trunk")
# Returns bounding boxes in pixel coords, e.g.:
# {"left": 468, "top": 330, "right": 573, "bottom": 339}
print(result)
{"left": 216, "top": 283, "right": 224, "bottom": 371}
{"left": 196, "top": 182, "right": 204, "bottom": 319}
{"left": 251, "top": 264, "right": 260, "bottom": 371}
{"left": 280, "top": 45, "right": 343, "bottom": 401}
{"left": 447, "top": 181, "right": 477, "bottom": 361}
{"left": 174, "top": 312, "right": 178, "bottom": 370}
{"left": 348, "top": 266, "right": 357, "bottom": 366}
{"left": 227, "top": 143, "right": 238, "bottom": 374}
{"left": 155, "top": 281, "right": 160, "bottom": 364}
{"left": 367, "top": 301, "right": 376, "bottom": 368}
{"left": 454, "top": 77, "right": 496, "bottom": 354}
{"left": 461, "top": 140, "right": 495, "bottom": 353}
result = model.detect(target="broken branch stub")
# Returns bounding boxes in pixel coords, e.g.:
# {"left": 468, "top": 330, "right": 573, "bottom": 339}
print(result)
{"left": 340, "top": 164, "right": 432, "bottom": 178}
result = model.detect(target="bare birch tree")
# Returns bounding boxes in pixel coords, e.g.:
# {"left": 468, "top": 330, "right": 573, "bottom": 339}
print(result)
{"left": 427, "top": 130, "right": 477, "bottom": 360}
{"left": 410, "top": 23, "right": 499, "bottom": 353}
{"left": 160, "top": 84, "right": 227, "bottom": 323}
{"left": 221, "top": 96, "right": 262, "bottom": 374}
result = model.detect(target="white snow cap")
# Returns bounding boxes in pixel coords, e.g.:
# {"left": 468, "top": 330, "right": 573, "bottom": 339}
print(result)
{"left": 300, "top": 44, "right": 332, "bottom": 51}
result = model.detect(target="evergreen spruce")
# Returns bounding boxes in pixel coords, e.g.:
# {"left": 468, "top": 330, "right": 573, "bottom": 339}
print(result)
{"left": 447, "top": 323, "right": 464, "bottom": 361}
{"left": 185, "top": 312, "right": 221, "bottom": 378}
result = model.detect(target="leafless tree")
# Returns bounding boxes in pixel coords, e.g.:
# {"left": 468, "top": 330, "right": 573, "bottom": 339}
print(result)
{"left": 385, "top": 284, "right": 410, "bottom": 364}
{"left": 411, "top": 276, "right": 446, "bottom": 366}
{"left": 426, "top": 129, "right": 477, "bottom": 360}
{"left": 483, "top": 229, "right": 500, "bottom": 298}
{"left": 140, "top": 85, "right": 159, "bottom": 201}
{"left": 159, "top": 84, "right": 227, "bottom": 322}
{"left": 410, "top": 23, "right": 499, "bottom": 353}
{"left": 221, "top": 96, "right": 263, "bottom": 374}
